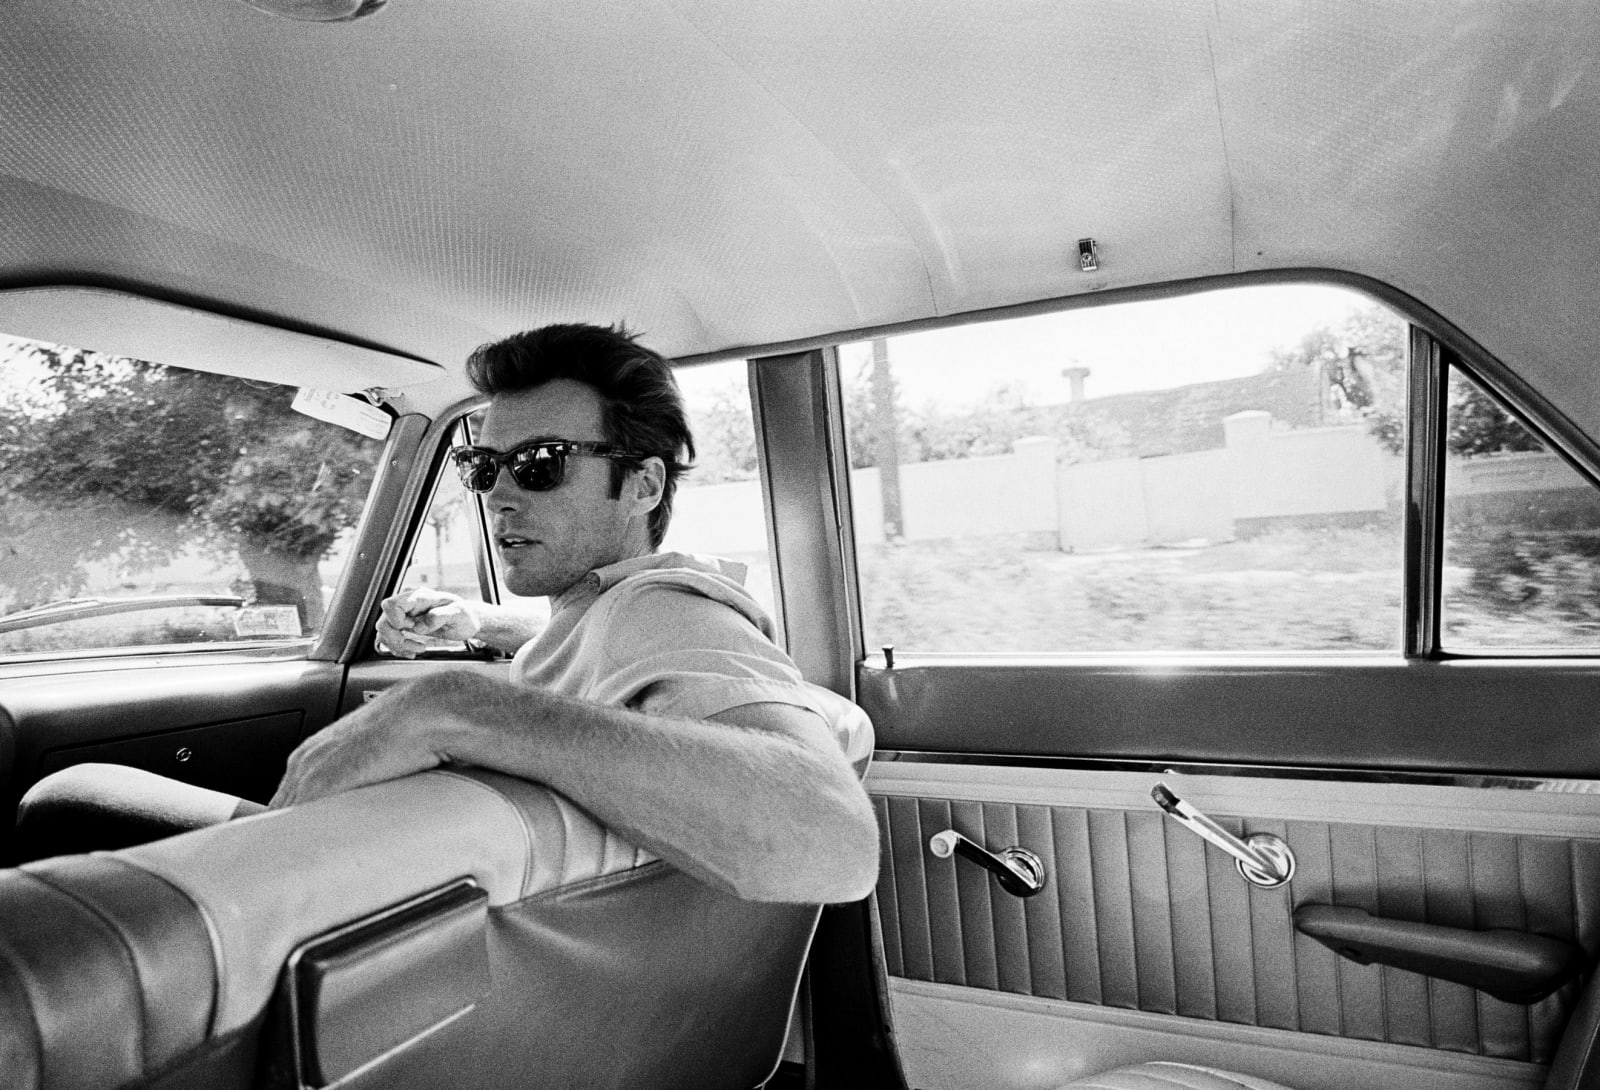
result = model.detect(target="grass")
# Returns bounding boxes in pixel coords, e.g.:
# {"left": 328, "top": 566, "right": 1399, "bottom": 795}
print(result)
{"left": 858, "top": 526, "right": 1407, "bottom": 653}
{"left": 860, "top": 522, "right": 1600, "bottom": 654}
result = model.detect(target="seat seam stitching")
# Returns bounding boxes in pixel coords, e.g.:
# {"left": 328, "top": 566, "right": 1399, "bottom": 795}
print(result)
{"left": 25, "top": 867, "right": 153, "bottom": 1074}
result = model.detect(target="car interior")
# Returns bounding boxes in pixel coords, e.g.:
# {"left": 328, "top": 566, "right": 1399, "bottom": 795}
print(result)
{"left": 5, "top": 2, "right": 1600, "bottom": 1089}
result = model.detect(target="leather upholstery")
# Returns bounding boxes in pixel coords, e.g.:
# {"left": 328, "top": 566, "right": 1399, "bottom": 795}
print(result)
{"left": 0, "top": 856, "right": 217, "bottom": 1090}
{"left": 0, "top": 758, "right": 848, "bottom": 1089}
{"left": 1055, "top": 1062, "right": 1296, "bottom": 1090}
{"left": 873, "top": 794, "right": 1600, "bottom": 1063}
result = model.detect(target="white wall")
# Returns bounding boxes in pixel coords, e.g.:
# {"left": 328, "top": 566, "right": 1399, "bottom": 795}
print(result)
{"left": 1222, "top": 411, "right": 1390, "bottom": 521}
{"left": 628, "top": 421, "right": 1588, "bottom": 563}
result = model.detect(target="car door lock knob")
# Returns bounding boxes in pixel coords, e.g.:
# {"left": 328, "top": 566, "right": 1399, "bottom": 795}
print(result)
{"left": 928, "top": 829, "right": 1046, "bottom": 898}
{"left": 1152, "top": 783, "right": 1295, "bottom": 889}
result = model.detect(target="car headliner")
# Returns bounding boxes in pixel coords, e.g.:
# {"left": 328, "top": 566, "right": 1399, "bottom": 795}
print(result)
{"left": 1, "top": 1, "right": 1597, "bottom": 430}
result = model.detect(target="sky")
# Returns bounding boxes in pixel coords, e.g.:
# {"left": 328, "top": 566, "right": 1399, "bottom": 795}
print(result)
{"left": 834, "top": 283, "right": 1370, "bottom": 409}
{"left": 675, "top": 283, "right": 1372, "bottom": 413}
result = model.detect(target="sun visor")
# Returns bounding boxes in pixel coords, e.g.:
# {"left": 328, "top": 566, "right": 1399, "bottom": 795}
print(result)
{"left": 0, "top": 287, "right": 441, "bottom": 393}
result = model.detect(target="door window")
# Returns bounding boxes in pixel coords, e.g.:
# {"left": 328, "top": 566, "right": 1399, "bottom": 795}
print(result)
{"left": 660, "top": 360, "right": 777, "bottom": 620}
{"left": 839, "top": 285, "right": 1409, "bottom": 653}
{"left": 0, "top": 334, "right": 387, "bottom": 656}
{"left": 1441, "top": 367, "right": 1600, "bottom": 651}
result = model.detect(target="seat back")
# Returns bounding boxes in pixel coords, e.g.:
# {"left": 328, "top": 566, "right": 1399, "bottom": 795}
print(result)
{"left": 0, "top": 766, "right": 825, "bottom": 1090}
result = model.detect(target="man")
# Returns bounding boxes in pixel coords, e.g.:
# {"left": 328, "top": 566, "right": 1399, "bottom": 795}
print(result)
{"left": 20, "top": 324, "right": 880, "bottom": 905}
{"left": 273, "top": 323, "right": 879, "bottom": 902}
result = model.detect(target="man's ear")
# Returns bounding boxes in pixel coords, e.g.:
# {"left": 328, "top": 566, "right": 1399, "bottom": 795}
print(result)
{"left": 628, "top": 457, "right": 666, "bottom": 515}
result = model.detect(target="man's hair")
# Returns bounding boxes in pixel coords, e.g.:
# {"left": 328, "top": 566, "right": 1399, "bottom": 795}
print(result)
{"left": 465, "top": 323, "right": 695, "bottom": 548}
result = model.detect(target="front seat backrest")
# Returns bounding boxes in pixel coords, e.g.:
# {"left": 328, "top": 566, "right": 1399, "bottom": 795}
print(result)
{"left": 0, "top": 742, "right": 868, "bottom": 1090}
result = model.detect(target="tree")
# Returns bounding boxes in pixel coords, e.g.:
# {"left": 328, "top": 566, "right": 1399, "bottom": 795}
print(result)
{"left": 1447, "top": 373, "right": 1542, "bottom": 457}
{"left": 1268, "top": 301, "right": 1536, "bottom": 459}
{"left": 686, "top": 381, "right": 760, "bottom": 484}
{"left": 0, "top": 341, "right": 380, "bottom": 628}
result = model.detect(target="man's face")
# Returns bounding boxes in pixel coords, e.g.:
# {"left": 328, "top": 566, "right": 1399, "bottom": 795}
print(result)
{"left": 476, "top": 379, "right": 649, "bottom": 598}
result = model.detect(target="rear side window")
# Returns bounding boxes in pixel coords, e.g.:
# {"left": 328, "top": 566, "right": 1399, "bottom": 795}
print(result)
{"left": 0, "top": 334, "right": 387, "bottom": 656}
{"left": 839, "top": 285, "right": 1409, "bottom": 653}
{"left": 1441, "top": 367, "right": 1600, "bottom": 651}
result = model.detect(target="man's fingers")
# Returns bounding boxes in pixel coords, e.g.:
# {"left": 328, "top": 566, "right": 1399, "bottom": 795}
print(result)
{"left": 410, "top": 608, "right": 452, "bottom": 636}
{"left": 375, "top": 620, "right": 418, "bottom": 658}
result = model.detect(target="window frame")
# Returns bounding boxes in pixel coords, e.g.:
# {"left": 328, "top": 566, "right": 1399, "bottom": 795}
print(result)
{"left": 740, "top": 272, "right": 1600, "bottom": 681}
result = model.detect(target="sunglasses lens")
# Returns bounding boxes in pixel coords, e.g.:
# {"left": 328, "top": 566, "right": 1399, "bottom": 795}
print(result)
{"left": 450, "top": 443, "right": 570, "bottom": 493}
{"left": 452, "top": 450, "right": 499, "bottom": 493}
{"left": 509, "top": 445, "right": 565, "bottom": 491}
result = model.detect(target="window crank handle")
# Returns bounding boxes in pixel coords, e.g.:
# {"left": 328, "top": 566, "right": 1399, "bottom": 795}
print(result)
{"left": 1152, "top": 782, "right": 1295, "bottom": 889}
{"left": 928, "top": 829, "right": 1046, "bottom": 898}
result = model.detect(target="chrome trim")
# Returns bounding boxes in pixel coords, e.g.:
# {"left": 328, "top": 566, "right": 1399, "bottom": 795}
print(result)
{"left": 1153, "top": 783, "right": 1295, "bottom": 888}
{"left": 1405, "top": 326, "right": 1445, "bottom": 657}
{"left": 872, "top": 749, "right": 1600, "bottom": 792}
{"left": 928, "top": 829, "right": 1046, "bottom": 898}
{"left": 283, "top": 877, "right": 483, "bottom": 1090}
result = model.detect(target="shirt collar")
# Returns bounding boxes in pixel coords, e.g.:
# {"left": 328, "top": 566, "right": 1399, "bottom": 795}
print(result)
{"left": 550, "top": 551, "right": 749, "bottom": 613}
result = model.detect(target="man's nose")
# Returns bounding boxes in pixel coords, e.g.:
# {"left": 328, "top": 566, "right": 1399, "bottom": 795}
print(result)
{"left": 486, "top": 464, "right": 525, "bottom": 508}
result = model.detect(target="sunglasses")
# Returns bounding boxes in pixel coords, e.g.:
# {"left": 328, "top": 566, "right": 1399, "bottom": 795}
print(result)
{"left": 448, "top": 439, "right": 639, "bottom": 494}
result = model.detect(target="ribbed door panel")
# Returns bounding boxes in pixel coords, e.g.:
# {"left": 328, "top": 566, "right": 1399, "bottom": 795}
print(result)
{"left": 873, "top": 794, "right": 1600, "bottom": 1064}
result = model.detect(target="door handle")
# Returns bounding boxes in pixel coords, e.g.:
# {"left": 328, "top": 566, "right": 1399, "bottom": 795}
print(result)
{"left": 1152, "top": 783, "right": 1295, "bottom": 889}
{"left": 1294, "top": 903, "right": 1585, "bottom": 1004}
{"left": 928, "top": 829, "right": 1046, "bottom": 898}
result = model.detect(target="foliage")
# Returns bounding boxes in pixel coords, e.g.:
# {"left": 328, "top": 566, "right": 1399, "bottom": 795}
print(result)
{"left": 0, "top": 341, "right": 379, "bottom": 624}
{"left": 842, "top": 363, "right": 1132, "bottom": 470}
{"left": 1268, "top": 302, "right": 1406, "bottom": 442}
{"left": 858, "top": 528, "right": 1405, "bottom": 653}
{"left": 1268, "top": 302, "right": 1540, "bottom": 459}
{"left": 1445, "top": 530, "right": 1600, "bottom": 645}
{"left": 858, "top": 524, "right": 1600, "bottom": 654}
{"left": 686, "top": 381, "right": 760, "bottom": 484}
{"left": 1446, "top": 374, "right": 1543, "bottom": 457}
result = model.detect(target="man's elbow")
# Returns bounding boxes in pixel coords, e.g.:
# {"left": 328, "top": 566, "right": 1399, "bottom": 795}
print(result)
{"left": 826, "top": 802, "right": 883, "bottom": 901}
{"left": 730, "top": 802, "right": 882, "bottom": 904}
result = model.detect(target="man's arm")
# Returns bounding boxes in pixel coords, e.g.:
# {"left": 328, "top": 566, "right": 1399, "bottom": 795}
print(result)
{"left": 268, "top": 670, "right": 881, "bottom": 904}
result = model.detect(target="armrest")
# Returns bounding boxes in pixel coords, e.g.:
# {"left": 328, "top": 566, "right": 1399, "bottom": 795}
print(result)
{"left": 1294, "top": 903, "right": 1586, "bottom": 1004}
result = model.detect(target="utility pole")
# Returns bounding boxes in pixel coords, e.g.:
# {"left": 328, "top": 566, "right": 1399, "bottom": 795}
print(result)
{"left": 869, "top": 338, "right": 904, "bottom": 541}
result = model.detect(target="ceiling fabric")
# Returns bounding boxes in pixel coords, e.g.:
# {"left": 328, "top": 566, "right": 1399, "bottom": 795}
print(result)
{"left": 1, "top": 0, "right": 1598, "bottom": 431}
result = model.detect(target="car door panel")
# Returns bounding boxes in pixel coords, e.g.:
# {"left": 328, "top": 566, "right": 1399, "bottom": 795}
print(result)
{"left": 858, "top": 662, "right": 1600, "bottom": 777}
{"left": 0, "top": 658, "right": 346, "bottom": 844}
{"left": 867, "top": 760, "right": 1600, "bottom": 1089}
{"left": 35, "top": 710, "right": 304, "bottom": 804}
{"left": 886, "top": 977, "right": 1544, "bottom": 1090}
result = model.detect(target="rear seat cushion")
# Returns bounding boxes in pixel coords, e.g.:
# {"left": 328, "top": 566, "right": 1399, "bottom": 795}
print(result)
{"left": 1056, "top": 1062, "right": 1297, "bottom": 1090}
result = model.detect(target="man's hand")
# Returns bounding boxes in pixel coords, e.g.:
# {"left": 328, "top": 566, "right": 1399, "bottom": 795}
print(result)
{"left": 268, "top": 672, "right": 488, "bottom": 808}
{"left": 376, "top": 587, "right": 483, "bottom": 657}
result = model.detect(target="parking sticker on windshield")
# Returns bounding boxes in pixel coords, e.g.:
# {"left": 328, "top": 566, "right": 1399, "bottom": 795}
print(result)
{"left": 233, "top": 606, "right": 304, "bottom": 638}
{"left": 291, "top": 388, "right": 393, "bottom": 440}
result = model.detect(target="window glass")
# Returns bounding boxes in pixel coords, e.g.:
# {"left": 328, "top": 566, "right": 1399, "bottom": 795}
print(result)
{"left": 1441, "top": 368, "right": 1600, "bottom": 650}
{"left": 661, "top": 361, "right": 777, "bottom": 620}
{"left": 0, "top": 334, "right": 386, "bottom": 656}
{"left": 840, "top": 285, "right": 1408, "bottom": 653}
